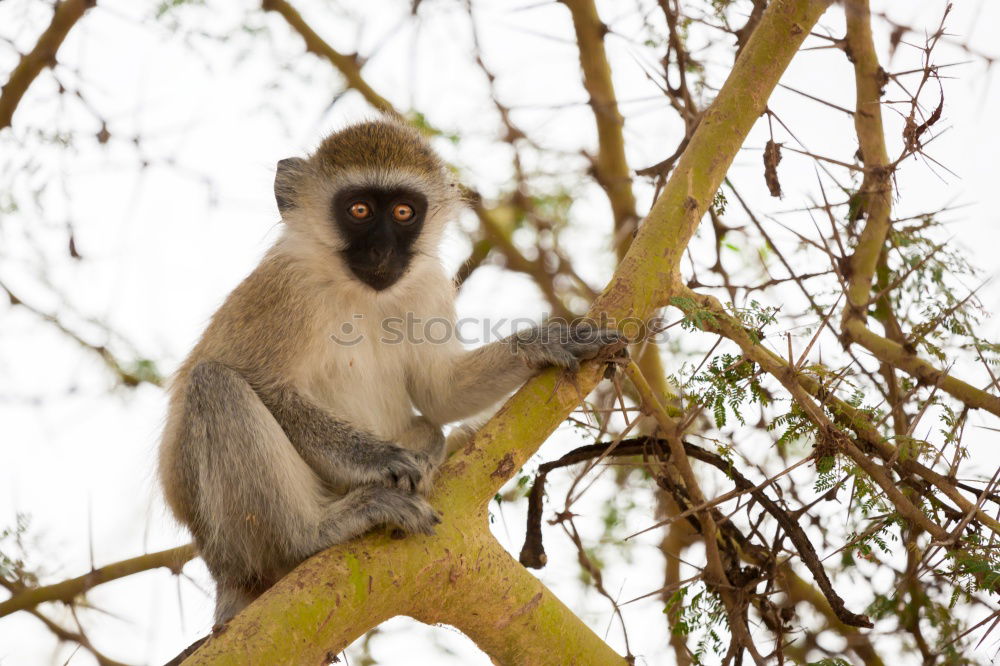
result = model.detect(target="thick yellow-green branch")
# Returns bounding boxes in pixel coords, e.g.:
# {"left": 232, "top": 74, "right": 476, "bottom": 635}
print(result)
{"left": 409, "top": 524, "right": 626, "bottom": 666}
{"left": 599, "top": 0, "right": 832, "bottom": 321}
{"left": 183, "top": 511, "right": 626, "bottom": 666}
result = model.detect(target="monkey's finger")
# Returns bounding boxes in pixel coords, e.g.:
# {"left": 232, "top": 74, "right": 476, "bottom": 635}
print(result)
{"left": 545, "top": 347, "right": 581, "bottom": 372}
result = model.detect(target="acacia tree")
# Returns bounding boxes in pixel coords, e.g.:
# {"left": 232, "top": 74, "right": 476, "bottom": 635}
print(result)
{"left": 1, "top": 0, "right": 998, "bottom": 664}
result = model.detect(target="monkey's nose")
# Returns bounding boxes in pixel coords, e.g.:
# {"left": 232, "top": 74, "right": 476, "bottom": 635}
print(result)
{"left": 371, "top": 251, "right": 396, "bottom": 275}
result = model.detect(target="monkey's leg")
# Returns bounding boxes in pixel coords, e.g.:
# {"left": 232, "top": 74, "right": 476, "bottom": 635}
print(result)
{"left": 180, "top": 362, "right": 437, "bottom": 624}
{"left": 395, "top": 416, "right": 446, "bottom": 494}
{"left": 258, "top": 385, "right": 439, "bottom": 494}
{"left": 444, "top": 422, "right": 479, "bottom": 457}
{"left": 317, "top": 484, "right": 440, "bottom": 543}
{"left": 211, "top": 486, "right": 438, "bottom": 625}
{"left": 396, "top": 415, "right": 446, "bottom": 459}
{"left": 214, "top": 586, "right": 259, "bottom": 628}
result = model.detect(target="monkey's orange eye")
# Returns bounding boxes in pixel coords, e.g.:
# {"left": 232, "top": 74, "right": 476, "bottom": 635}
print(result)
{"left": 392, "top": 203, "right": 415, "bottom": 223}
{"left": 348, "top": 202, "right": 372, "bottom": 220}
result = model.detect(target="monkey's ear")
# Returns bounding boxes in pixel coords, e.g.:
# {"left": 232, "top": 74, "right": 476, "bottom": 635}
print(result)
{"left": 274, "top": 157, "right": 307, "bottom": 214}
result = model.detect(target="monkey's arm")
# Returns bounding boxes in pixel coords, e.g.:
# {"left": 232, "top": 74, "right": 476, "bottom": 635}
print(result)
{"left": 409, "top": 322, "right": 623, "bottom": 426}
{"left": 257, "top": 384, "right": 441, "bottom": 493}
{"left": 408, "top": 341, "right": 534, "bottom": 426}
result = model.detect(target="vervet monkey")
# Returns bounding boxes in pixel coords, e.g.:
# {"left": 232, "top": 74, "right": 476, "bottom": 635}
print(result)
{"left": 158, "top": 119, "right": 622, "bottom": 624}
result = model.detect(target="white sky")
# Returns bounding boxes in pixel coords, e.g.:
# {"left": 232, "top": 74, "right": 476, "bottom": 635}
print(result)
{"left": 1, "top": 0, "right": 999, "bottom": 664}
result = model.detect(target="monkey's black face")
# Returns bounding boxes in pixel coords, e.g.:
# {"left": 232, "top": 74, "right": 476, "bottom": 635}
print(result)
{"left": 331, "top": 186, "right": 428, "bottom": 291}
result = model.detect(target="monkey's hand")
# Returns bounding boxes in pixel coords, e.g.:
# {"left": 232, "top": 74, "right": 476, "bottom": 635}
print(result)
{"left": 356, "top": 486, "right": 441, "bottom": 536}
{"left": 511, "top": 322, "right": 627, "bottom": 372}
{"left": 355, "top": 444, "right": 436, "bottom": 495}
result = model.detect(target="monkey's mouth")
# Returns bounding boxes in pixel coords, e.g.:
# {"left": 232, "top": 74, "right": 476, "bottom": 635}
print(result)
{"left": 343, "top": 251, "right": 410, "bottom": 291}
